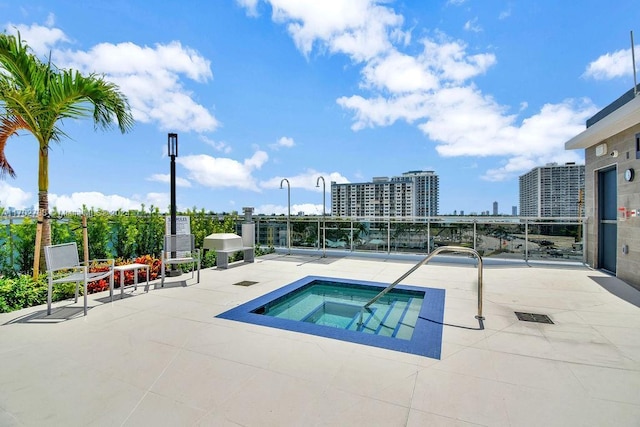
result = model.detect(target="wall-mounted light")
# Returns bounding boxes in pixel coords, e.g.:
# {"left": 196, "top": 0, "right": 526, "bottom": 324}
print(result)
{"left": 595, "top": 143, "right": 607, "bottom": 157}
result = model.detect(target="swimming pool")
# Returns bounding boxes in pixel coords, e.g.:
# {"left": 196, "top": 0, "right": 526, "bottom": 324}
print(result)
{"left": 217, "top": 276, "right": 445, "bottom": 358}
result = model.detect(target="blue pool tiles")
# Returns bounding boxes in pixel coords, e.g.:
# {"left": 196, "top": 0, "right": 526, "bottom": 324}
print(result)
{"left": 216, "top": 275, "right": 445, "bottom": 358}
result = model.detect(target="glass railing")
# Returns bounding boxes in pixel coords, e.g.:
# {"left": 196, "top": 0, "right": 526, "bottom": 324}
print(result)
{"left": 251, "top": 216, "right": 586, "bottom": 263}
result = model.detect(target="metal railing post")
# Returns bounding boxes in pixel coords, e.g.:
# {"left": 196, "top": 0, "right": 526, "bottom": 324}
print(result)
{"left": 473, "top": 220, "right": 477, "bottom": 250}
{"left": 582, "top": 217, "right": 587, "bottom": 264}
{"left": 363, "top": 246, "right": 484, "bottom": 320}
{"left": 524, "top": 219, "right": 529, "bottom": 262}
{"left": 350, "top": 220, "right": 354, "bottom": 252}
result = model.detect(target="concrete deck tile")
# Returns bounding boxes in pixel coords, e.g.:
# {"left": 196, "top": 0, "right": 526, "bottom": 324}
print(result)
{"left": 0, "top": 255, "right": 638, "bottom": 426}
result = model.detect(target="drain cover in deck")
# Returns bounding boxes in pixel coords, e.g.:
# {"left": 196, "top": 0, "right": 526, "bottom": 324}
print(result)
{"left": 515, "top": 312, "right": 554, "bottom": 324}
{"left": 233, "top": 281, "right": 258, "bottom": 287}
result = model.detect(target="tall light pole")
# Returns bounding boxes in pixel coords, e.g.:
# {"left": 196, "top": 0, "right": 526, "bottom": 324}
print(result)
{"left": 427, "top": 176, "right": 431, "bottom": 254}
{"left": 280, "top": 178, "right": 291, "bottom": 254}
{"left": 316, "top": 176, "right": 326, "bottom": 257}
{"left": 168, "top": 133, "right": 179, "bottom": 276}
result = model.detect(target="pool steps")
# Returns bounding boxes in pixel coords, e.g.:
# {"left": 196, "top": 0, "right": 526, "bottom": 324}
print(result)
{"left": 266, "top": 291, "right": 420, "bottom": 339}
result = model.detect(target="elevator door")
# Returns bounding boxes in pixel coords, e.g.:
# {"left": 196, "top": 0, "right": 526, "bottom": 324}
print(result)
{"left": 598, "top": 167, "right": 617, "bottom": 273}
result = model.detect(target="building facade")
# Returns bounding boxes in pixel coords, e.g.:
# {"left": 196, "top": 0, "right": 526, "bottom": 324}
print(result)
{"left": 519, "top": 163, "right": 585, "bottom": 217}
{"left": 331, "top": 171, "right": 439, "bottom": 217}
{"left": 564, "top": 86, "right": 640, "bottom": 289}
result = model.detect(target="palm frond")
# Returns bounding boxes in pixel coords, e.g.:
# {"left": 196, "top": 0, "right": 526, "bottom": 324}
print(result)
{"left": 0, "top": 114, "right": 31, "bottom": 178}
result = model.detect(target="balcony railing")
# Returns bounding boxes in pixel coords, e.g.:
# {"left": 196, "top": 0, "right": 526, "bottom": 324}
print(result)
{"left": 249, "top": 215, "right": 587, "bottom": 263}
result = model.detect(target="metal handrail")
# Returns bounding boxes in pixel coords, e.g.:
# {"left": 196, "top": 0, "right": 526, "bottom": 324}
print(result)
{"left": 363, "top": 246, "right": 484, "bottom": 320}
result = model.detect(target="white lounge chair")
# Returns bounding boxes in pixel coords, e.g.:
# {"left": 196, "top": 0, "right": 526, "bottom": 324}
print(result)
{"left": 44, "top": 242, "right": 114, "bottom": 316}
{"left": 161, "top": 234, "right": 201, "bottom": 287}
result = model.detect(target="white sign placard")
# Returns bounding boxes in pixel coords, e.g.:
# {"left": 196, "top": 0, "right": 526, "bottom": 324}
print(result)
{"left": 165, "top": 215, "right": 191, "bottom": 235}
{"left": 165, "top": 216, "right": 191, "bottom": 257}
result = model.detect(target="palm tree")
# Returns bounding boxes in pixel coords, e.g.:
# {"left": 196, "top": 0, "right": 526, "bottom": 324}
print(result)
{"left": 0, "top": 32, "right": 134, "bottom": 272}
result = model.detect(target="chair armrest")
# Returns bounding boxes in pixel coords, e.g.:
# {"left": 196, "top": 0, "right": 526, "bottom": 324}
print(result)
{"left": 47, "top": 265, "right": 88, "bottom": 280}
{"left": 81, "top": 259, "right": 115, "bottom": 267}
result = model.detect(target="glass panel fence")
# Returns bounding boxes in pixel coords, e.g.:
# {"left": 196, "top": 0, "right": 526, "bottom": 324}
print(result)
{"left": 524, "top": 221, "right": 583, "bottom": 262}
{"left": 252, "top": 216, "right": 585, "bottom": 263}
{"left": 353, "top": 221, "right": 388, "bottom": 252}
{"left": 1, "top": 213, "right": 585, "bottom": 275}
{"left": 475, "top": 222, "right": 526, "bottom": 259}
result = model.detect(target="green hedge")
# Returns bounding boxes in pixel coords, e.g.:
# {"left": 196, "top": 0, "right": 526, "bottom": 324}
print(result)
{"left": 0, "top": 206, "right": 276, "bottom": 313}
{"left": 0, "top": 274, "right": 99, "bottom": 314}
{"left": 0, "top": 206, "right": 241, "bottom": 277}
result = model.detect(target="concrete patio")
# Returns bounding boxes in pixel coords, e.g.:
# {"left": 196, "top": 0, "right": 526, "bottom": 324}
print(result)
{"left": 1, "top": 253, "right": 639, "bottom": 426}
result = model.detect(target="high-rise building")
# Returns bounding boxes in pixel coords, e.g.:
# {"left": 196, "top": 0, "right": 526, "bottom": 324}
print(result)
{"left": 512, "top": 206, "right": 518, "bottom": 216}
{"left": 519, "top": 162, "right": 585, "bottom": 217}
{"left": 492, "top": 201, "right": 498, "bottom": 215}
{"left": 331, "top": 170, "right": 439, "bottom": 217}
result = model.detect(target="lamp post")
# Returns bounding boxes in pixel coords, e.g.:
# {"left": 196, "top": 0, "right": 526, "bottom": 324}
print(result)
{"left": 168, "top": 133, "right": 180, "bottom": 276}
{"left": 316, "top": 176, "right": 326, "bottom": 257}
{"left": 280, "top": 178, "right": 291, "bottom": 255}
{"left": 427, "top": 177, "right": 431, "bottom": 254}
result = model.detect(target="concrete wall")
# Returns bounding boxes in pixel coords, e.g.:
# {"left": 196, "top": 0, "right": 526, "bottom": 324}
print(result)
{"left": 585, "top": 123, "right": 640, "bottom": 289}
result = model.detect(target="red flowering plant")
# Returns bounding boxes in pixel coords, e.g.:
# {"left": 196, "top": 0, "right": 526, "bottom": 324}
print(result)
{"left": 86, "top": 255, "right": 161, "bottom": 294}
{"left": 134, "top": 255, "right": 162, "bottom": 281}
{"left": 86, "top": 262, "right": 112, "bottom": 294}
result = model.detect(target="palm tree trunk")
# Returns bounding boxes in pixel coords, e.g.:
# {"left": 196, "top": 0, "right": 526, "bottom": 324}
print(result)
{"left": 37, "top": 145, "right": 50, "bottom": 274}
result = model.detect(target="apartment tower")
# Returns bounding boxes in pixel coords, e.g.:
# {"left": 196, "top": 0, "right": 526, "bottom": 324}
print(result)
{"left": 519, "top": 162, "right": 585, "bottom": 217}
{"left": 331, "top": 171, "right": 439, "bottom": 217}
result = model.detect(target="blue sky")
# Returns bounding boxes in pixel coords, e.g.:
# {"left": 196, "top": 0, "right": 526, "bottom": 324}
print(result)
{"left": 1, "top": 0, "right": 638, "bottom": 216}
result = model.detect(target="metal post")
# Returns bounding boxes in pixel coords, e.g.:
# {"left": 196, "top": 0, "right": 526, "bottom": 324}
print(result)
{"left": 257, "top": 217, "right": 261, "bottom": 247}
{"left": 473, "top": 220, "right": 477, "bottom": 250}
{"left": 582, "top": 217, "right": 587, "bottom": 264}
{"left": 427, "top": 179, "right": 431, "bottom": 254}
{"left": 350, "top": 220, "right": 354, "bottom": 252}
{"left": 168, "top": 133, "right": 180, "bottom": 276}
{"left": 316, "top": 176, "right": 326, "bottom": 257}
{"left": 280, "top": 178, "right": 290, "bottom": 254}
{"left": 8, "top": 216, "right": 14, "bottom": 271}
{"left": 524, "top": 219, "right": 529, "bottom": 262}
{"left": 632, "top": 31, "right": 638, "bottom": 97}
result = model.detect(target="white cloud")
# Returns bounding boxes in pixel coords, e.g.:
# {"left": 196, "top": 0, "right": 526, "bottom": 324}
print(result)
{"left": 420, "top": 37, "right": 496, "bottom": 83}
{"left": 258, "top": 1, "right": 596, "bottom": 181}
{"left": 0, "top": 182, "right": 33, "bottom": 209}
{"left": 4, "top": 22, "right": 69, "bottom": 56}
{"left": 49, "top": 191, "right": 154, "bottom": 212}
{"left": 340, "top": 88, "right": 596, "bottom": 180}
{"left": 464, "top": 18, "right": 482, "bottom": 33}
{"left": 270, "top": 136, "right": 296, "bottom": 150}
{"left": 144, "top": 193, "right": 170, "bottom": 211}
{"left": 147, "top": 174, "right": 192, "bottom": 187}
{"left": 278, "top": 136, "right": 295, "bottom": 148}
{"left": 337, "top": 92, "right": 432, "bottom": 130}
{"left": 177, "top": 150, "right": 268, "bottom": 191}
{"left": 498, "top": 8, "right": 512, "bottom": 20}
{"left": 236, "top": 0, "right": 260, "bottom": 16}
{"left": 260, "top": 169, "right": 349, "bottom": 191}
{"left": 0, "top": 183, "right": 171, "bottom": 213}
{"left": 6, "top": 24, "right": 219, "bottom": 134}
{"left": 359, "top": 36, "right": 495, "bottom": 95}
{"left": 256, "top": 203, "right": 323, "bottom": 215}
{"left": 483, "top": 151, "right": 584, "bottom": 182}
{"left": 362, "top": 51, "right": 439, "bottom": 93}
{"left": 200, "top": 135, "right": 232, "bottom": 153}
{"left": 583, "top": 46, "right": 639, "bottom": 80}
{"left": 267, "top": 0, "right": 405, "bottom": 61}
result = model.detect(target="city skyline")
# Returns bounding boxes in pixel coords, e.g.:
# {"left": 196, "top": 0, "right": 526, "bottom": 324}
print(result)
{"left": 0, "top": 1, "right": 638, "bottom": 215}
